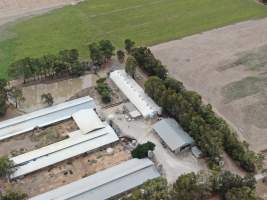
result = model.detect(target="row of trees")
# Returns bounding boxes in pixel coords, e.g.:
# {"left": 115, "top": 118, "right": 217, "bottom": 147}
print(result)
{"left": 8, "top": 49, "right": 86, "bottom": 83}
{"left": 145, "top": 76, "right": 262, "bottom": 171}
{"left": 123, "top": 39, "right": 167, "bottom": 79}
{"left": 122, "top": 171, "right": 259, "bottom": 200}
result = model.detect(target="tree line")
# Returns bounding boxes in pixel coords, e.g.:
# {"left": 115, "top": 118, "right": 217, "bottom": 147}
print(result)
{"left": 122, "top": 171, "right": 259, "bottom": 200}
{"left": 124, "top": 40, "right": 262, "bottom": 172}
{"left": 8, "top": 49, "right": 86, "bottom": 83}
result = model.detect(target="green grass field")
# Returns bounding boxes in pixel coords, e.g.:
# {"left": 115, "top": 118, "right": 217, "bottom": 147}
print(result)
{"left": 0, "top": 0, "right": 266, "bottom": 78}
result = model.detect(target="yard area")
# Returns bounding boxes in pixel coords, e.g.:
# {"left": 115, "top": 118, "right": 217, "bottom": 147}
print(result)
{"left": 102, "top": 104, "right": 207, "bottom": 183}
{"left": 151, "top": 17, "right": 267, "bottom": 152}
{"left": 6, "top": 143, "right": 130, "bottom": 198}
{"left": 0, "top": 119, "right": 78, "bottom": 157}
{"left": 0, "top": 0, "right": 266, "bottom": 78}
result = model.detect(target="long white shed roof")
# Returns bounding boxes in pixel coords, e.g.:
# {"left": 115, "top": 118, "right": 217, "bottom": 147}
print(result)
{"left": 0, "top": 96, "right": 95, "bottom": 141}
{"left": 110, "top": 70, "right": 161, "bottom": 118}
{"left": 30, "top": 158, "right": 160, "bottom": 200}
{"left": 11, "top": 124, "right": 118, "bottom": 179}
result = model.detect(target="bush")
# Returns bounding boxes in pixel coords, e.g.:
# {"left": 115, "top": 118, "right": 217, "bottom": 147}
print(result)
{"left": 0, "top": 156, "right": 15, "bottom": 178}
{"left": 96, "top": 78, "right": 112, "bottom": 103}
{"left": 131, "top": 141, "right": 155, "bottom": 159}
{"left": 0, "top": 190, "right": 27, "bottom": 200}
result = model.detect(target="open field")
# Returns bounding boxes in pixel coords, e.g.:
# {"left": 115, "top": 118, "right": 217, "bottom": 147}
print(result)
{"left": 0, "top": 0, "right": 267, "bottom": 78}
{"left": 151, "top": 17, "right": 267, "bottom": 152}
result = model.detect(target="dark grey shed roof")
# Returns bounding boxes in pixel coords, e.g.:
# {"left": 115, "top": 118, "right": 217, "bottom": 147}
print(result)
{"left": 153, "top": 118, "right": 194, "bottom": 151}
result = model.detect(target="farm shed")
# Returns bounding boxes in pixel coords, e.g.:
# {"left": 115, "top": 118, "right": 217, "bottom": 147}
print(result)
{"left": 110, "top": 70, "right": 161, "bottom": 119}
{"left": 30, "top": 158, "right": 160, "bottom": 200}
{"left": 0, "top": 96, "right": 95, "bottom": 141}
{"left": 11, "top": 123, "right": 119, "bottom": 179}
{"left": 153, "top": 118, "right": 194, "bottom": 154}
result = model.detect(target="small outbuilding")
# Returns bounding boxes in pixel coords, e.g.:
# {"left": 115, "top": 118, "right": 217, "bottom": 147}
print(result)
{"left": 153, "top": 118, "right": 194, "bottom": 154}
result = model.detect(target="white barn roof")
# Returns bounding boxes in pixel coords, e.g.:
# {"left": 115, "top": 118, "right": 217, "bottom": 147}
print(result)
{"left": 11, "top": 124, "right": 118, "bottom": 179}
{"left": 0, "top": 96, "right": 95, "bottom": 141}
{"left": 153, "top": 118, "right": 194, "bottom": 152}
{"left": 72, "top": 109, "right": 105, "bottom": 134}
{"left": 30, "top": 158, "right": 160, "bottom": 200}
{"left": 110, "top": 70, "right": 161, "bottom": 118}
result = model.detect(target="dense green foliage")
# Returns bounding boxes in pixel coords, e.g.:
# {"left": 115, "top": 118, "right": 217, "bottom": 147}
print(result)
{"left": 88, "top": 40, "right": 115, "bottom": 67}
{"left": 96, "top": 78, "right": 112, "bottom": 103}
{"left": 121, "top": 177, "right": 169, "bottom": 200}
{"left": 1, "top": 0, "right": 266, "bottom": 78}
{"left": 116, "top": 50, "right": 125, "bottom": 63}
{"left": 0, "top": 156, "right": 15, "bottom": 178}
{"left": 121, "top": 171, "right": 259, "bottom": 200}
{"left": 125, "top": 56, "right": 137, "bottom": 78}
{"left": 131, "top": 142, "right": 155, "bottom": 159}
{"left": 131, "top": 47, "right": 167, "bottom": 79}
{"left": 0, "top": 79, "right": 8, "bottom": 116}
{"left": 0, "top": 190, "right": 27, "bottom": 200}
{"left": 8, "top": 49, "right": 85, "bottom": 83}
{"left": 172, "top": 172, "right": 212, "bottom": 200}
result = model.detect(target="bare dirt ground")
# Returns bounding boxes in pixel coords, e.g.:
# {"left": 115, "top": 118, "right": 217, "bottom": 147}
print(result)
{"left": 0, "top": 119, "right": 77, "bottom": 156}
{"left": 0, "top": 0, "right": 82, "bottom": 27}
{"left": 151, "top": 17, "right": 267, "bottom": 152}
{"left": 19, "top": 73, "right": 98, "bottom": 112}
{"left": 8, "top": 143, "right": 130, "bottom": 198}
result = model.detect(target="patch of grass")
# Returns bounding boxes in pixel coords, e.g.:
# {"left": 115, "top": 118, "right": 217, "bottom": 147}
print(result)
{"left": 219, "top": 45, "right": 267, "bottom": 71}
{"left": 0, "top": 0, "right": 267, "bottom": 78}
{"left": 222, "top": 76, "right": 267, "bottom": 102}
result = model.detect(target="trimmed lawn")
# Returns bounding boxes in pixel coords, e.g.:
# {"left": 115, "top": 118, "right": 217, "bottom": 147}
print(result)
{"left": 0, "top": 0, "right": 266, "bottom": 78}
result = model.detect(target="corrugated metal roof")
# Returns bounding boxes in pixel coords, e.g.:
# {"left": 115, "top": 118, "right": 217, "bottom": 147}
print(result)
{"left": 0, "top": 96, "right": 95, "bottom": 141}
{"left": 30, "top": 158, "right": 160, "bottom": 200}
{"left": 153, "top": 118, "right": 194, "bottom": 151}
{"left": 11, "top": 124, "right": 118, "bottom": 179}
{"left": 110, "top": 70, "right": 161, "bottom": 118}
{"left": 72, "top": 109, "right": 105, "bottom": 134}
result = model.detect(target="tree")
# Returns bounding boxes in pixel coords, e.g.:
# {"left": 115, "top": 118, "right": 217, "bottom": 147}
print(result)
{"left": 88, "top": 42, "right": 105, "bottom": 67}
{"left": 116, "top": 50, "right": 125, "bottom": 63}
{"left": 125, "top": 56, "right": 137, "bottom": 79}
{"left": 41, "top": 93, "right": 54, "bottom": 106}
{"left": 0, "top": 190, "right": 27, "bottom": 200}
{"left": 225, "top": 186, "right": 258, "bottom": 200}
{"left": 0, "top": 156, "right": 15, "bottom": 179}
{"left": 131, "top": 141, "right": 155, "bottom": 159}
{"left": 124, "top": 39, "right": 135, "bottom": 54}
{"left": 172, "top": 172, "right": 212, "bottom": 200}
{"left": 121, "top": 178, "right": 169, "bottom": 200}
{"left": 0, "top": 79, "right": 8, "bottom": 116}
{"left": 95, "top": 78, "right": 112, "bottom": 103}
{"left": 99, "top": 40, "right": 115, "bottom": 61}
{"left": 7, "top": 87, "right": 25, "bottom": 108}
{"left": 59, "top": 49, "right": 79, "bottom": 64}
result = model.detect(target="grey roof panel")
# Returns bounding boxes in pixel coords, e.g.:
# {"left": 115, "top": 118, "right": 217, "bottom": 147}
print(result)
{"left": 153, "top": 118, "right": 194, "bottom": 151}
{"left": 30, "top": 158, "right": 160, "bottom": 200}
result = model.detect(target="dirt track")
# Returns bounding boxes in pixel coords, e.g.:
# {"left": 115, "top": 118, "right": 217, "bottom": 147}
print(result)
{"left": 0, "top": 0, "right": 81, "bottom": 26}
{"left": 151, "top": 17, "right": 267, "bottom": 152}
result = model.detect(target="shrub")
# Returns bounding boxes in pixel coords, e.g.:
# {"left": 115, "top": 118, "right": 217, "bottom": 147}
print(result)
{"left": 131, "top": 141, "right": 155, "bottom": 159}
